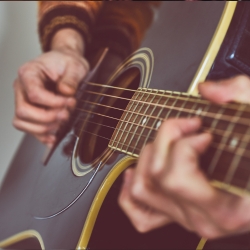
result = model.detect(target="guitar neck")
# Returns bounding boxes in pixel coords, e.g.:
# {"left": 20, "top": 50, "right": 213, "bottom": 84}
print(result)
{"left": 109, "top": 87, "right": 250, "bottom": 191}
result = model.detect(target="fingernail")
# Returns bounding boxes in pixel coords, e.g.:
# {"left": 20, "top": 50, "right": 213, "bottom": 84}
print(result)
{"left": 188, "top": 117, "right": 200, "bottom": 126}
{"left": 48, "top": 135, "right": 56, "bottom": 142}
{"left": 57, "top": 110, "right": 68, "bottom": 121}
{"left": 60, "top": 82, "right": 76, "bottom": 95}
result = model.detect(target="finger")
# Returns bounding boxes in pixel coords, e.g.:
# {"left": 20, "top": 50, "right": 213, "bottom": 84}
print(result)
{"left": 18, "top": 64, "right": 71, "bottom": 109}
{"left": 176, "top": 132, "right": 212, "bottom": 155}
{"left": 162, "top": 133, "right": 213, "bottom": 202}
{"left": 130, "top": 146, "right": 189, "bottom": 227}
{"left": 13, "top": 118, "right": 60, "bottom": 135}
{"left": 119, "top": 169, "right": 171, "bottom": 233}
{"left": 204, "top": 189, "right": 250, "bottom": 236}
{"left": 198, "top": 75, "right": 250, "bottom": 104}
{"left": 15, "top": 86, "right": 70, "bottom": 125}
{"left": 151, "top": 117, "right": 201, "bottom": 175}
{"left": 35, "top": 134, "right": 57, "bottom": 147}
{"left": 57, "top": 58, "right": 89, "bottom": 96}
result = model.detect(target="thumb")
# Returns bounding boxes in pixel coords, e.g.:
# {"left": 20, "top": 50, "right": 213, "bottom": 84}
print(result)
{"left": 198, "top": 76, "right": 250, "bottom": 104}
{"left": 58, "top": 60, "right": 89, "bottom": 96}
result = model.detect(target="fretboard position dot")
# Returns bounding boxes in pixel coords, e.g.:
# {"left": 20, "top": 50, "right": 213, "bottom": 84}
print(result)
{"left": 229, "top": 138, "right": 238, "bottom": 148}
{"left": 142, "top": 117, "right": 147, "bottom": 125}
{"left": 196, "top": 108, "right": 203, "bottom": 116}
{"left": 156, "top": 120, "right": 161, "bottom": 129}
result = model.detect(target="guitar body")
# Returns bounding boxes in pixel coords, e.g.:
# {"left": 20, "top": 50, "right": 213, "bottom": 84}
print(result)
{"left": 1, "top": 2, "right": 250, "bottom": 249}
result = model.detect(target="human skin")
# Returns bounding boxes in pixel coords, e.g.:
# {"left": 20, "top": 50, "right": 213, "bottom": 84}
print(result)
{"left": 13, "top": 28, "right": 89, "bottom": 147}
{"left": 12, "top": 28, "right": 250, "bottom": 239}
{"left": 118, "top": 76, "right": 250, "bottom": 239}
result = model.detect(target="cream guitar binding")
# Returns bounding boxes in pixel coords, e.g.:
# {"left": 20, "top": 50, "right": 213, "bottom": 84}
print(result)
{"left": 2, "top": 2, "right": 250, "bottom": 249}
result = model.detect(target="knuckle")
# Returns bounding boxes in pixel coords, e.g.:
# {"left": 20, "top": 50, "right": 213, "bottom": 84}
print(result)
{"left": 150, "top": 159, "right": 165, "bottom": 177}
{"left": 16, "top": 106, "right": 26, "bottom": 119}
{"left": 134, "top": 222, "right": 151, "bottom": 233}
{"left": 17, "top": 65, "right": 26, "bottom": 78}
{"left": 18, "top": 63, "right": 30, "bottom": 79}
{"left": 27, "top": 89, "right": 38, "bottom": 103}
{"left": 234, "top": 75, "right": 250, "bottom": 89}
{"left": 198, "top": 227, "right": 218, "bottom": 240}
{"left": 131, "top": 181, "right": 145, "bottom": 201}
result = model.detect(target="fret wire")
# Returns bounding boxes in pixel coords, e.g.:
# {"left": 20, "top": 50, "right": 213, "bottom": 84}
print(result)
{"left": 74, "top": 110, "right": 250, "bottom": 159}
{"left": 207, "top": 106, "right": 229, "bottom": 176}
{"left": 75, "top": 115, "right": 250, "bottom": 158}
{"left": 82, "top": 89, "right": 250, "bottom": 126}
{"left": 187, "top": 99, "right": 199, "bottom": 118}
{"left": 123, "top": 89, "right": 152, "bottom": 153}
{"left": 85, "top": 82, "right": 250, "bottom": 114}
{"left": 111, "top": 91, "right": 139, "bottom": 148}
{"left": 224, "top": 105, "right": 250, "bottom": 185}
{"left": 119, "top": 89, "right": 147, "bottom": 152}
{"left": 109, "top": 101, "right": 128, "bottom": 148}
{"left": 210, "top": 106, "right": 244, "bottom": 179}
{"left": 76, "top": 102, "right": 250, "bottom": 146}
{"left": 141, "top": 91, "right": 166, "bottom": 149}
{"left": 165, "top": 92, "right": 180, "bottom": 119}
{"left": 117, "top": 90, "right": 142, "bottom": 149}
{"left": 113, "top": 127, "right": 250, "bottom": 160}
{"left": 199, "top": 103, "right": 210, "bottom": 119}
{"left": 131, "top": 89, "right": 157, "bottom": 155}
{"left": 209, "top": 142, "right": 250, "bottom": 160}
{"left": 176, "top": 94, "right": 189, "bottom": 118}
{"left": 74, "top": 113, "right": 250, "bottom": 163}
{"left": 107, "top": 127, "right": 250, "bottom": 160}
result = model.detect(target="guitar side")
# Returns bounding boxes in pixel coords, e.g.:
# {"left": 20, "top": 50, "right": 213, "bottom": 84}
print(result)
{"left": 2, "top": 2, "right": 250, "bottom": 249}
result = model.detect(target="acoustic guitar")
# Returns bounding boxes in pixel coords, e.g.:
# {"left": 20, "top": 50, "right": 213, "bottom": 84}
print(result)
{"left": 1, "top": 2, "right": 250, "bottom": 249}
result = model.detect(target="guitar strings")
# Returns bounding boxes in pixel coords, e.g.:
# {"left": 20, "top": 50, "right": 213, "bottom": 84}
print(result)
{"left": 72, "top": 125, "right": 250, "bottom": 189}
{"left": 76, "top": 88, "right": 250, "bottom": 126}
{"left": 84, "top": 81, "right": 250, "bottom": 113}
{"left": 71, "top": 104, "right": 250, "bottom": 159}
{"left": 73, "top": 112, "right": 250, "bottom": 147}
{"left": 72, "top": 121, "right": 250, "bottom": 161}
{"left": 62, "top": 82, "right": 250, "bottom": 188}
{"left": 74, "top": 99, "right": 250, "bottom": 144}
{"left": 71, "top": 98, "right": 250, "bottom": 150}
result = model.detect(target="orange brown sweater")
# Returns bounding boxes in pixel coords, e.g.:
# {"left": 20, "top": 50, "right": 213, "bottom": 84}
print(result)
{"left": 38, "top": 1, "right": 160, "bottom": 58}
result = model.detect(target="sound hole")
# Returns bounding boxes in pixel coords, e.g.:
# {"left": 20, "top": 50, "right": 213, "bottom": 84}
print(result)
{"left": 78, "top": 67, "right": 141, "bottom": 164}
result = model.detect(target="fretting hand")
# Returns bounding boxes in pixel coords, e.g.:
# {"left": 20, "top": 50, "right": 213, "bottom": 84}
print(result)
{"left": 13, "top": 29, "right": 89, "bottom": 147}
{"left": 119, "top": 75, "right": 250, "bottom": 239}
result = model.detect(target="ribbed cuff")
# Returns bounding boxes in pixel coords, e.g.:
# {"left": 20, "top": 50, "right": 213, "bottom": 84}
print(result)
{"left": 39, "top": 6, "right": 93, "bottom": 52}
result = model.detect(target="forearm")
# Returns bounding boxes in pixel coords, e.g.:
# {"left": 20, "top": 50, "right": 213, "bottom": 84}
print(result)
{"left": 51, "top": 28, "right": 85, "bottom": 55}
{"left": 38, "top": 1, "right": 103, "bottom": 53}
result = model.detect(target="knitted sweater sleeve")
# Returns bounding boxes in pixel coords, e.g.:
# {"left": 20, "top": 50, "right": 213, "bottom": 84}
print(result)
{"left": 38, "top": 1, "right": 160, "bottom": 57}
{"left": 38, "top": 1, "right": 103, "bottom": 52}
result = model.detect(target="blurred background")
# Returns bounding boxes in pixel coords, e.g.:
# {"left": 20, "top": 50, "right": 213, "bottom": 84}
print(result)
{"left": 0, "top": 2, "right": 40, "bottom": 187}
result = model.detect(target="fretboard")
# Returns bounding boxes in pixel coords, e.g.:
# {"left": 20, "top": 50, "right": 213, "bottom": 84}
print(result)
{"left": 109, "top": 87, "right": 250, "bottom": 192}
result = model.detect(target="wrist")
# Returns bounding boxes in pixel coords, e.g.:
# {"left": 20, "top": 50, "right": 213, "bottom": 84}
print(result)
{"left": 51, "top": 28, "right": 85, "bottom": 56}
